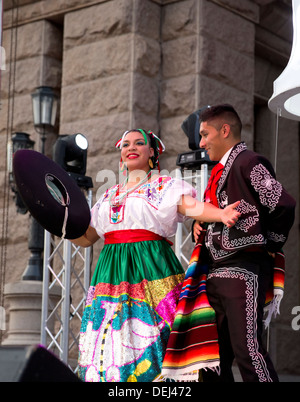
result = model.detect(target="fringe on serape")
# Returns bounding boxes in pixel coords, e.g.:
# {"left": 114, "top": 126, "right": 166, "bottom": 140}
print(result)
{"left": 161, "top": 238, "right": 285, "bottom": 381}
{"left": 264, "top": 250, "right": 285, "bottom": 328}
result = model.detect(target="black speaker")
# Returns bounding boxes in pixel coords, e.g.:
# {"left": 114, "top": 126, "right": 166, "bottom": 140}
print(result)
{"left": 0, "top": 345, "right": 81, "bottom": 382}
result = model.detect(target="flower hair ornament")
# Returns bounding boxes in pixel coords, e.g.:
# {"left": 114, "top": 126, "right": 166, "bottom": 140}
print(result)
{"left": 115, "top": 129, "right": 165, "bottom": 172}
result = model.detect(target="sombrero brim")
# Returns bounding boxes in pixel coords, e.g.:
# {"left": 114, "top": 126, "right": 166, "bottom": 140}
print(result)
{"left": 13, "top": 149, "right": 91, "bottom": 239}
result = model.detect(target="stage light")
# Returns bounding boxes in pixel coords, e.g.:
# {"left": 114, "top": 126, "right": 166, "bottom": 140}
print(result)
{"left": 53, "top": 133, "right": 88, "bottom": 175}
{"left": 268, "top": 0, "right": 300, "bottom": 120}
{"left": 181, "top": 110, "right": 202, "bottom": 151}
{"left": 181, "top": 106, "right": 210, "bottom": 150}
{"left": 177, "top": 106, "right": 215, "bottom": 169}
{"left": 53, "top": 134, "right": 93, "bottom": 189}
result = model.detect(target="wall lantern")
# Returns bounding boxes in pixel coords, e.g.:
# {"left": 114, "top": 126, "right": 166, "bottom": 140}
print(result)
{"left": 31, "top": 86, "right": 58, "bottom": 153}
{"left": 268, "top": 0, "right": 300, "bottom": 120}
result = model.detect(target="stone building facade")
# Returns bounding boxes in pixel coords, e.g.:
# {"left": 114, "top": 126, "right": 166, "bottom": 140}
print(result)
{"left": 0, "top": 0, "right": 299, "bottom": 378}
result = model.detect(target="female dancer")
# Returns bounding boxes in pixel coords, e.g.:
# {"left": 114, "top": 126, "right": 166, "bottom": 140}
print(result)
{"left": 73, "top": 129, "right": 240, "bottom": 382}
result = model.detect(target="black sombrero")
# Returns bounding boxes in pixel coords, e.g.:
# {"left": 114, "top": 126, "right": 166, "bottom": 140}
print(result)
{"left": 13, "top": 149, "right": 91, "bottom": 239}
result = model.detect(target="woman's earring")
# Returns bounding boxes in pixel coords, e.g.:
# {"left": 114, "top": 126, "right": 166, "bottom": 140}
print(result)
{"left": 149, "top": 158, "right": 154, "bottom": 169}
{"left": 120, "top": 161, "right": 126, "bottom": 172}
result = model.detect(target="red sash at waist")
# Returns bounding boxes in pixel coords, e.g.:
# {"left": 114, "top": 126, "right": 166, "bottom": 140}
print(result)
{"left": 104, "top": 229, "right": 173, "bottom": 246}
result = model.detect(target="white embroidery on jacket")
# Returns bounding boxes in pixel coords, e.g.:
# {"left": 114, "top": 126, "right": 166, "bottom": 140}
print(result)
{"left": 235, "top": 199, "right": 260, "bottom": 233}
{"left": 250, "top": 164, "right": 282, "bottom": 212}
{"left": 267, "top": 231, "right": 286, "bottom": 243}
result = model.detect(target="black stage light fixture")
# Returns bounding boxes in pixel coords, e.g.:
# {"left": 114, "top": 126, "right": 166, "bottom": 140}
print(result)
{"left": 178, "top": 106, "right": 216, "bottom": 169}
{"left": 53, "top": 133, "right": 93, "bottom": 189}
{"left": 181, "top": 106, "right": 209, "bottom": 150}
{"left": 53, "top": 133, "right": 88, "bottom": 175}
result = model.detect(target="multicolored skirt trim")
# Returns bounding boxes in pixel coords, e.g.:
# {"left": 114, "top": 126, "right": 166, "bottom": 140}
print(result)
{"left": 78, "top": 234, "right": 185, "bottom": 382}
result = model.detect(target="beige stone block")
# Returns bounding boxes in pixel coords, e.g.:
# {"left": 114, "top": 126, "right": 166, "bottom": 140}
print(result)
{"left": 0, "top": 94, "right": 35, "bottom": 134}
{"left": 160, "top": 76, "right": 196, "bottom": 118}
{"left": 2, "top": 58, "right": 41, "bottom": 97}
{"left": 59, "top": 112, "right": 130, "bottom": 157}
{"left": 135, "top": 0, "right": 160, "bottom": 40}
{"left": 200, "top": 1, "right": 255, "bottom": 55}
{"left": 199, "top": 37, "right": 254, "bottom": 94}
{"left": 255, "top": 57, "right": 282, "bottom": 101}
{"left": 198, "top": 75, "right": 254, "bottom": 129}
{"left": 162, "top": 36, "right": 197, "bottom": 79}
{"left": 3, "top": 20, "right": 62, "bottom": 62}
{"left": 0, "top": 172, "right": 8, "bottom": 207}
{"left": 133, "top": 74, "right": 159, "bottom": 116}
{"left": 127, "top": 111, "right": 159, "bottom": 135}
{"left": 60, "top": 74, "right": 130, "bottom": 123}
{"left": 1, "top": 56, "right": 61, "bottom": 98}
{"left": 0, "top": 99, "right": 8, "bottom": 134}
{"left": 0, "top": 95, "right": 36, "bottom": 141}
{"left": 208, "top": 0, "right": 259, "bottom": 24}
{"left": 160, "top": 114, "right": 191, "bottom": 157}
{"left": 3, "top": 22, "right": 42, "bottom": 61}
{"left": 62, "top": 35, "right": 131, "bottom": 86}
{"left": 162, "top": 0, "right": 196, "bottom": 41}
{"left": 134, "top": 35, "right": 161, "bottom": 78}
{"left": 13, "top": 94, "right": 36, "bottom": 130}
{"left": 64, "top": 0, "right": 132, "bottom": 49}
{"left": 3, "top": 241, "right": 30, "bottom": 287}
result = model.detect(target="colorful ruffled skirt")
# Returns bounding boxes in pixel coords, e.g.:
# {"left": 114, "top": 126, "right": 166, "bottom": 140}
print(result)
{"left": 78, "top": 230, "right": 185, "bottom": 382}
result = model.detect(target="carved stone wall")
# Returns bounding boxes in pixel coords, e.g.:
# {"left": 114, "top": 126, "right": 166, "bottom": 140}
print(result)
{"left": 0, "top": 0, "right": 299, "bottom": 377}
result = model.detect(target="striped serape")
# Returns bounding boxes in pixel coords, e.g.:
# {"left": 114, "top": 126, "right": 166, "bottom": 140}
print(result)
{"left": 161, "top": 232, "right": 220, "bottom": 381}
{"left": 162, "top": 236, "right": 285, "bottom": 380}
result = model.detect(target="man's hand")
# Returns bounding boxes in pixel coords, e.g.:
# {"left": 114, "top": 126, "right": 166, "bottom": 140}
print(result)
{"left": 193, "top": 221, "right": 204, "bottom": 243}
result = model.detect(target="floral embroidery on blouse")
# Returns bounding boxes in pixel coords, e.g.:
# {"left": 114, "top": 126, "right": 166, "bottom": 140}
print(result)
{"left": 103, "top": 176, "right": 173, "bottom": 224}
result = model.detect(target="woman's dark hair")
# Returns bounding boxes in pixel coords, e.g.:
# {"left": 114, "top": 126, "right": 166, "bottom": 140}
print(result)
{"left": 129, "top": 129, "right": 160, "bottom": 169}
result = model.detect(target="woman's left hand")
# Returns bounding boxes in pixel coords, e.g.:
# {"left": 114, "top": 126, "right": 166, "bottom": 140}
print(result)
{"left": 221, "top": 201, "right": 241, "bottom": 228}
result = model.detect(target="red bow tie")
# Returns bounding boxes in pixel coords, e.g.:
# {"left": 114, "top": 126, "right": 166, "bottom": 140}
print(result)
{"left": 204, "top": 163, "right": 224, "bottom": 207}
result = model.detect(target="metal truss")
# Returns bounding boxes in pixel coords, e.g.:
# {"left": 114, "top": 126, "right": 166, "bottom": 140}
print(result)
{"left": 40, "top": 189, "right": 93, "bottom": 372}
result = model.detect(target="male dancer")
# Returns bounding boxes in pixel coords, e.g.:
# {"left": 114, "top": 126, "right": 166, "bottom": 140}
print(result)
{"left": 193, "top": 104, "right": 296, "bottom": 382}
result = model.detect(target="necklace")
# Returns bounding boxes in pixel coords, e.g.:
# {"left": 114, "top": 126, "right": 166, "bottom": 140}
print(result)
{"left": 108, "top": 170, "right": 152, "bottom": 207}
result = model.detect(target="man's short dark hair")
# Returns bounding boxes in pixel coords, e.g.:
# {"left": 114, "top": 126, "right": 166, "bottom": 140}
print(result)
{"left": 199, "top": 104, "right": 242, "bottom": 138}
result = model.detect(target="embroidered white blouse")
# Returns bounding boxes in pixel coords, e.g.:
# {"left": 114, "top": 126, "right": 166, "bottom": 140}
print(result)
{"left": 90, "top": 176, "right": 197, "bottom": 240}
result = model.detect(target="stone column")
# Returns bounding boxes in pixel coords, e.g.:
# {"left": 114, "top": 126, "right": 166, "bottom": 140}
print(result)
{"left": 160, "top": 0, "right": 259, "bottom": 167}
{"left": 2, "top": 281, "right": 61, "bottom": 346}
